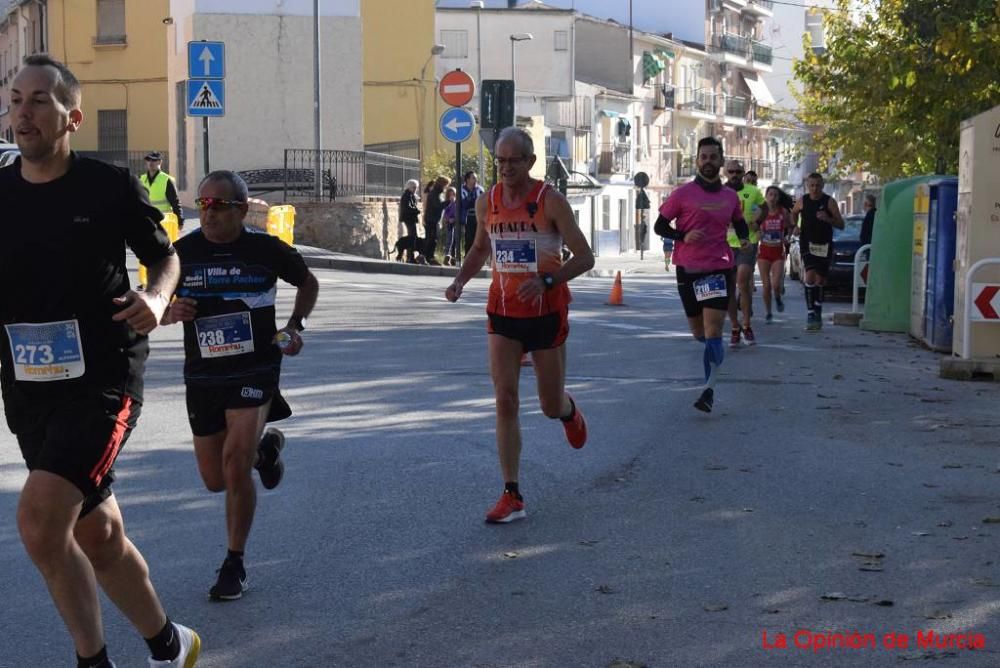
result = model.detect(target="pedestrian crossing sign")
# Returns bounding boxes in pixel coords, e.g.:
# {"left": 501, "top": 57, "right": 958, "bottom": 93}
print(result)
{"left": 186, "top": 79, "right": 225, "bottom": 117}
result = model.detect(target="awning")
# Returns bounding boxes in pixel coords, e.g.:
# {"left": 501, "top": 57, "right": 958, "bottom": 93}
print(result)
{"left": 741, "top": 72, "right": 775, "bottom": 107}
{"left": 598, "top": 109, "right": 621, "bottom": 117}
{"left": 642, "top": 51, "right": 665, "bottom": 81}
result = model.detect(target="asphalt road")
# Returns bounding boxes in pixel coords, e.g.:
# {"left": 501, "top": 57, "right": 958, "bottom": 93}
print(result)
{"left": 2, "top": 267, "right": 999, "bottom": 667}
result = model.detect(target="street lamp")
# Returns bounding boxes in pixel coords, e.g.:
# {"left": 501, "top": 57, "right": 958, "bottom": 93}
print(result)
{"left": 417, "top": 43, "right": 446, "bottom": 160}
{"left": 509, "top": 33, "right": 533, "bottom": 120}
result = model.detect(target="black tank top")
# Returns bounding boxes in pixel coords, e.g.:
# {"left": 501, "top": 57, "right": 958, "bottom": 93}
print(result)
{"left": 800, "top": 193, "right": 834, "bottom": 245}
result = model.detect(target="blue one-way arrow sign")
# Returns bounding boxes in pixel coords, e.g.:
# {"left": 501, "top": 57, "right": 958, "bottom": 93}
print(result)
{"left": 187, "top": 41, "right": 225, "bottom": 79}
{"left": 440, "top": 107, "right": 476, "bottom": 144}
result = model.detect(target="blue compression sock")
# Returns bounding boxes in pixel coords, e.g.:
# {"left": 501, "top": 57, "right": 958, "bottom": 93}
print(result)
{"left": 705, "top": 337, "right": 724, "bottom": 387}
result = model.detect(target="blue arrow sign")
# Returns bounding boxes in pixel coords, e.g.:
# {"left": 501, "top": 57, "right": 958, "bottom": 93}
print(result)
{"left": 188, "top": 41, "right": 225, "bottom": 79}
{"left": 187, "top": 79, "right": 225, "bottom": 117}
{"left": 440, "top": 107, "right": 476, "bottom": 144}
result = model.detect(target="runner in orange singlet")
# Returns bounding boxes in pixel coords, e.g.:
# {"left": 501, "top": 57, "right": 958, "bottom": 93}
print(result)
{"left": 446, "top": 127, "right": 595, "bottom": 524}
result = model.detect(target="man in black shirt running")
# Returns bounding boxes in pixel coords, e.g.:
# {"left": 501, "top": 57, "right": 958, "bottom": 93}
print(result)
{"left": 790, "top": 172, "right": 845, "bottom": 330}
{"left": 162, "top": 170, "right": 319, "bottom": 601}
{"left": 0, "top": 55, "right": 199, "bottom": 668}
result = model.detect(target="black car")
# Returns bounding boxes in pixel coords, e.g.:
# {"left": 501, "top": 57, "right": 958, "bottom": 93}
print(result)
{"left": 826, "top": 214, "right": 865, "bottom": 291}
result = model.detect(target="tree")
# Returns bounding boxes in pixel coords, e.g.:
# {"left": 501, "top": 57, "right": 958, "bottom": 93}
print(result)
{"left": 420, "top": 149, "right": 490, "bottom": 186}
{"left": 793, "top": 0, "right": 1000, "bottom": 179}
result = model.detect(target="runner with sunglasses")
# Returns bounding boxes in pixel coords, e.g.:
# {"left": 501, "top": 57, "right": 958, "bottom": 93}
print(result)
{"left": 162, "top": 170, "right": 319, "bottom": 600}
{"left": 654, "top": 137, "right": 749, "bottom": 412}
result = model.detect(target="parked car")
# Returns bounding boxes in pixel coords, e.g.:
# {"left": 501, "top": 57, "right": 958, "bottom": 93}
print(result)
{"left": 787, "top": 232, "right": 801, "bottom": 280}
{"left": 827, "top": 214, "right": 865, "bottom": 291}
{"left": 0, "top": 140, "right": 20, "bottom": 167}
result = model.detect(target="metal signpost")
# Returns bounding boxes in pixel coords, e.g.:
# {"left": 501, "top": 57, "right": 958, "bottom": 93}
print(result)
{"left": 439, "top": 70, "right": 476, "bottom": 264}
{"left": 187, "top": 41, "right": 226, "bottom": 175}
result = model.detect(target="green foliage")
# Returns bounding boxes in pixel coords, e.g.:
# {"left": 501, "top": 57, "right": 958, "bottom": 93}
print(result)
{"left": 420, "top": 149, "right": 492, "bottom": 186}
{"left": 793, "top": 0, "right": 1000, "bottom": 180}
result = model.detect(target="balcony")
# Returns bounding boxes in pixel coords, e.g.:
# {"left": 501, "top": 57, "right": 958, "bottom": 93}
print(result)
{"left": 717, "top": 33, "right": 750, "bottom": 59}
{"left": 597, "top": 142, "right": 631, "bottom": 176}
{"left": 745, "top": 0, "right": 774, "bottom": 17}
{"left": 751, "top": 40, "right": 773, "bottom": 68}
{"left": 723, "top": 96, "right": 750, "bottom": 119}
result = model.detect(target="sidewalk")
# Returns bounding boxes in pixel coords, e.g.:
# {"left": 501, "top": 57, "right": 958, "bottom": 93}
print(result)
{"left": 296, "top": 244, "right": 668, "bottom": 279}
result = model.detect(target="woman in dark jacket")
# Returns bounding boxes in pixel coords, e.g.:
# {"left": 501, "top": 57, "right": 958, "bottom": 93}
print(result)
{"left": 399, "top": 179, "right": 421, "bottom": 263}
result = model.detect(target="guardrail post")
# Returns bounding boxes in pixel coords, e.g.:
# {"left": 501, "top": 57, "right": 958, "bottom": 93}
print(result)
{"left": 851, "top": 243, "right": 871, "bottom": 314}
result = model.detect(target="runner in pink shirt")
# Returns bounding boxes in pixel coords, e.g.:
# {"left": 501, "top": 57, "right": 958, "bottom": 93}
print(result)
{"left": 654, "top": 137, "right": 749, "bottom": 412}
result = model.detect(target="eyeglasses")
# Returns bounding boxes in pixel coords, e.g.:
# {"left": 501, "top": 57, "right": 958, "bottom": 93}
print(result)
{"left": 495, "top": 156, "right": 528, "bottom": 166}
{"left": 195, "top": 197, "right": 244, "bottom": 211}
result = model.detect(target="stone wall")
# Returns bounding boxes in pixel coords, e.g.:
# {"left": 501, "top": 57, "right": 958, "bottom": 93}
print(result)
{"left": 291, "top": 198, "right": 403, "bottom": 259}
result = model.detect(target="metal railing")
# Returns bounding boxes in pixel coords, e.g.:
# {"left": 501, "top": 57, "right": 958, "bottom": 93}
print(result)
{"left": 686, "top": 87, "right": 717, "bottom": 114}
{"left": 597, "top": 143, "right": 631, "bottom": 175}
{"left": 717, "top": 33, "right": 749, "bottom": 58}
{"left": 751, "top": 41, "right": 773, "bottom": 65}
{"left": 78, "top": 150, "right": 169, "bottom": 174}
{"left": 724, "top": 96, "right": 749, "bottom": 118}
{"left": 282, "top": 149, "right": 420, "bottom": 201}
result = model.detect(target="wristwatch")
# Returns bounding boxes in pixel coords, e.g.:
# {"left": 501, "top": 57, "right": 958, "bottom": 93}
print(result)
{"left": 288, "top": 315, "right": 306, "bottom": 332}
{"left": 541, "top": 273, "right": 555, "bottom": 291}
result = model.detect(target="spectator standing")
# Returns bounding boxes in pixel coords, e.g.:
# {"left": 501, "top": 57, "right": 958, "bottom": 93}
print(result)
{"left": 398, "top": 179, "right": 421, "bottom": 263}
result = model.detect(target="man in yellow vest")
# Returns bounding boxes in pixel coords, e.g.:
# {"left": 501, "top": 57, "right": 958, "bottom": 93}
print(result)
{"left": 140, "top": 151, "right": 184, "bottom": 229}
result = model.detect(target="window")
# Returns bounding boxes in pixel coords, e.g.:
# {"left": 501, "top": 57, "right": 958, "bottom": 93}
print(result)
{"left": 96, "top": 0, "right": 126, "bottom": 45}
{"left": 440, "top": 30, "right": 468, "bottom": 59}
{"left": 97, "top": 109, "right": 127, "bottom": 153}
{"left": 547, "top": 131, "right": 569, "bottom": 159}
{"left": 805, "top": 9, "right": 826, "bottom": 53}
{"left": 554, "top": 30, "right": 568, "bottom": 51}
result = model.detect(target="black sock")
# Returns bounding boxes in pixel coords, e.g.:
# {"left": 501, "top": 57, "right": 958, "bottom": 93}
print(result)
{"left": 559, "top": 396, "right": 576, "bottom": 422}
{"left": 803, "top": 284, "right": 816, "bottom": 312}
{"left": 814, "top": 285, "right": 824, "bottom": 311}
{"left": 227, "top": 549, "right": 244, "bottom": 565}
{"left": 144, "top": 619, "right": 180, "bottom": 662}
{"left": 77, "top": 646, "right": 112, "bottom": 668}
{"left": 503, "top": 481, "right": 521, "bottom": 499}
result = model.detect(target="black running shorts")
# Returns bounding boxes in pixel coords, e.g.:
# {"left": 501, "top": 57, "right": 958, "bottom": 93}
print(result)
{"left": 13, "top": 388, "right": 141, "bottom": 517}
{"left": 802, "top": 252, "right": 832, "bottom": 277}
{"left": 185, "top": 381, "right": 292, "bottom": 437}
{"left": 676, "top": 266, "right": 735, "bottom": 317}
{"left": 487, "top": 307, "right": 569, "bottom": 352}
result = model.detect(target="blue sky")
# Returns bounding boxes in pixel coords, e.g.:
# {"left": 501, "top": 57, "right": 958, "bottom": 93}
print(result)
{"left": 434, "top": 0, "right": 705, "bottom": 44}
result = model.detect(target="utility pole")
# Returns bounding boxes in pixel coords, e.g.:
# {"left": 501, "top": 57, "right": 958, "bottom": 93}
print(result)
{"left": 313, "top": 0, "right": 322, "bottom": 199}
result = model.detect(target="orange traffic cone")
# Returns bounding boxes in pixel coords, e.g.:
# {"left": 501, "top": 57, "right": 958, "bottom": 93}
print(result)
{"left": 606, "top": 271, "right": 625, "bottom": 306}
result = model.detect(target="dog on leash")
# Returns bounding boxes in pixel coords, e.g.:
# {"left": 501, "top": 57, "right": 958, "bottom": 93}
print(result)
{"left": 393, "top": 235, "right": 431, "bottom": 263}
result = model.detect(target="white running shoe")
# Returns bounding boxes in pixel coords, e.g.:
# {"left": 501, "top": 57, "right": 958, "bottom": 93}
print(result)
{"left": 148, "top": 623, "right": 201, "bottom": 667}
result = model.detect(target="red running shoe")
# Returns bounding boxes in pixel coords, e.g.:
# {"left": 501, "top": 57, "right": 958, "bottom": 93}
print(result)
{"left": 742, "top": 326, "right": 756, "bottom": 345}
{"left": 562, "top": 395, "right": 587, "bottom": 449}
{"left": 729, "top": 327, "right": 742, "bottom": 347}
{"left": 485, "top": 491, "right": 526, "bottom": 524}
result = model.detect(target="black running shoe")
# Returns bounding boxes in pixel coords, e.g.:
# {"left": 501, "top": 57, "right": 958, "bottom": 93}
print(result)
{"left": 255, "top": 427, "right": 286, "bottom": 490}
{"left": 694, "top": 388, "right": 714, "bottom": 413}
{"left": 209, "top": 557, "right": 247, "bottom": 601}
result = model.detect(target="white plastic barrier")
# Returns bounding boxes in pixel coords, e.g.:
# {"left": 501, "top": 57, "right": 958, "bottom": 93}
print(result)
{"left": 961, "top": 257, "right": 1000, "bottom": 359}
{"left": 851, "top": 243, "right": 871, "bottom": 314}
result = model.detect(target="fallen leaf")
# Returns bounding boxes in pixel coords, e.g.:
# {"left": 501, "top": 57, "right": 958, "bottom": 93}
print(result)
{"left": 833, "top": 374, "right": 844, "bottom": 380}
{"left": 912, "top": 531, "right": 931, "bottom": 537}
{"left": 821, "top": 592, "right": 847, "bottom": 601}
{"left": 873, "top": 599, "right": 894, "bottom": 606}
{"left": 982, "top": 517, "right": 1000, "bottom": 524}
{"left": 690, "top": 496, "right": 706, "bottom": 503}
{"left": 971, "top": 577, "right": 1000, "bottom": 587}
{"left": 851, "top": 551, "right": 885, "bottom": 559}
{"left": 704, "top": 465, "right": 727, "bottom": 471}
{"left": 859, "top": 566, "right": 884, "bottom": 572}
{"left": 595, "top": 584, "right": 613, "bottom": 594}
{"left": 942, "top": 463, "right": 963, "bottom": 469}
{"left": 937, "top": 520, "right": 954, "bottom": 528}
{"left": 764, "top": 608, "right": 781, "bottom": 614}
{"left": 953, "top": 536, "right": 970, "bottom": 541}
{"left": 578, "top": 540, "right": 599, "bottom": 546}
{"left": 887, "top": 462, "right": 903, "bottom": 467}
{"left": 923, "top": 483, "right": 940, "bottom": 488}
{"left": 923, "top": 610, "right": 952, "bottom": 620}
{"left": 503, "top": 552, "right": 518, "bottom": 559}
{"left": 703, "top": 603, "right": 728, "bottom": 612}
{"left": 742, "top": 507, "right": 754, "bottom": 513}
